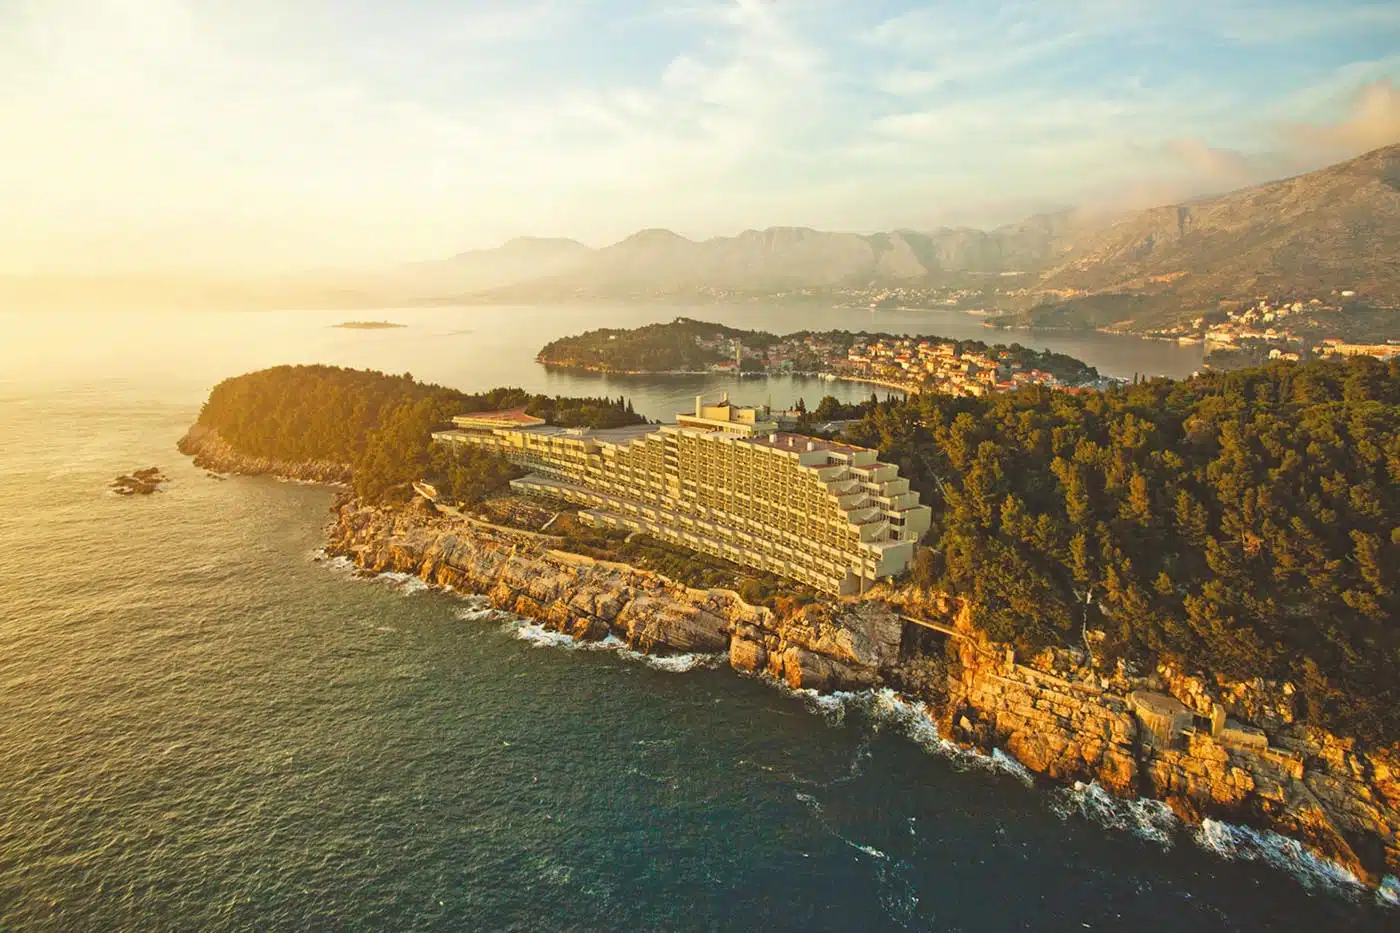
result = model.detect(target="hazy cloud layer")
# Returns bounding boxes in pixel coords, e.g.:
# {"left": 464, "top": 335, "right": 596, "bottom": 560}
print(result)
{"left": 2, "top": 0, "right": 1399, "bottom": 273}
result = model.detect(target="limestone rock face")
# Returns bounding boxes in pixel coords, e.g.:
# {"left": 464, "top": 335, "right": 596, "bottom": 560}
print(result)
{"left": 729, "top": 634, "right": 767, "bottom": 674}
{"left": 616, "top": 599, "right": 729, "bottom": 654}
{"left": 945, "top": 618, "right": 1399, "bottom": 884}
{"left": 317, "top": 495, "right": 1400, "bottom": 889}
{"left": 769, "top": 645, "right": 874, "bottom": 693}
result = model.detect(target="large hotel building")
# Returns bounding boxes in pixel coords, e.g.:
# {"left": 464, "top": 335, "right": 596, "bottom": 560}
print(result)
{"left": 431, "top": 396, "right": 932, "bottom": 595}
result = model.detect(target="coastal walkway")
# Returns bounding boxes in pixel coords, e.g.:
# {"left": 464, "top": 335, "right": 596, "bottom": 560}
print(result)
{"left": 898, "top": 614, "right": 964, "bottom": 639}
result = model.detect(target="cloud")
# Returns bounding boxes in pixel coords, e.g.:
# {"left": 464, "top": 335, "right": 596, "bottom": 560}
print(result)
{"left": 1199, "top": 1, "right": 1400, "bottom": 44}
{"left": 3, "top": 1, "right": 1400, "bottom": 273}
{"left": 1088, "top": 77, "right": 1400, "bottom": 214}
{"left": 1282, "top": 78, "right": 1400, "bottom": 156}
{"left": 1159, "top": 139, "right": 1262, "bottom": 187}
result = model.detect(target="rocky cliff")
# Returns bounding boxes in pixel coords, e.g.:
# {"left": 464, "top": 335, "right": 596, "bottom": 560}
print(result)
{"left": 177, "top": 424, "right": 352, "bottom": 485}
{"left": 324, "top": 496, "right": 1398, "bottom": 887}
{"left": 938, "top": 619, "right": 1399, "bottom": 886}
{"left": 326, "top": 497, "right": 905, "bottom": 692}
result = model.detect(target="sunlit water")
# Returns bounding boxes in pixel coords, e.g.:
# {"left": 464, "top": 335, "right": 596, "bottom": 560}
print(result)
{"left": 1, "top": 306, "right": 1390, "bottom": 931}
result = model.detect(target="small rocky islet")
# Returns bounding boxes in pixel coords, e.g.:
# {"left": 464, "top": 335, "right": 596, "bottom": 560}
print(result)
{"left": 110, "top": 467, "right": 168, "bottom": 496}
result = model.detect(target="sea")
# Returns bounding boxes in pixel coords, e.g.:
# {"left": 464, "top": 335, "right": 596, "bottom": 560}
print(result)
{"left": 1, "top": 304, "right": 1394, "bottom": 932}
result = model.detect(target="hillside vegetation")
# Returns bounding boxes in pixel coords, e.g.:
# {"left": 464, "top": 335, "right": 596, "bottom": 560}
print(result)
{"left": 841, "top": 357, "right": 1400, "bottom": 744}
{"left": 194, "top": 365, "right": 643, "bottom": 502}
{"left": 538, "top": 317, "right": 1099, "bottom": 384}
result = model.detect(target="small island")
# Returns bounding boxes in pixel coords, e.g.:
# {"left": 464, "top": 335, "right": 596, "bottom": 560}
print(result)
{"left": 111, "top": 466, "right": 167, "bottom": 495}
{"left": 536, "top": 317, "right": 1105, "bottom": 395}
{"left": 333, "top": 321, "right": 406, "bottom": 330}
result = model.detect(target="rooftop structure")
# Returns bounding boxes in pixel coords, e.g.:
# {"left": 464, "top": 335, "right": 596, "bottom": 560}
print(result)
{"left": 675, "top": 393, "right": 780, "bottom": 436}
{"left": 452, "top": 407, "right": 546, "bottom": 430}
{"left": 432, "top": 394, "right": 932, "bottom": 594}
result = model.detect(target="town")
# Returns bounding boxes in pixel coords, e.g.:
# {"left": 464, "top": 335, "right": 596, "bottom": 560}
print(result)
{"left": 690, "top": 330, "right": 1102, "bottom": 395}
{"left": 1131, "top": 294, "right": 1400, "bottom": 367}
{"left": 537, "top": 318, "right": 1106, "bottom": 397}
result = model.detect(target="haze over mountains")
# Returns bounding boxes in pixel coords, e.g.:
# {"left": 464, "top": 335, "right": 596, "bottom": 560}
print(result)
{"left": 4, "top": 144, "right": 1397, "bottom": 332}
{"left": 436, "top": 144, "right": 1400, "bottom": 314}
{"left": 416, "top": 213, "right": 1089, "bottom": 297}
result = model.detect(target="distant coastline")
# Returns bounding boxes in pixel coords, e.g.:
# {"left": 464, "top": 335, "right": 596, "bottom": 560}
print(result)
{"left": 334, "top": 320, "right": 405, "bottom": 330}
{"left": 535, "top": 318, "right": 1105, "bottom": 397}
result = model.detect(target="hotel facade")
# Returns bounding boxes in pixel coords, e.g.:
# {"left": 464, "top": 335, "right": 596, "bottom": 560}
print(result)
{"left": 431, "top": 396, "right": 932, "bottom": 595}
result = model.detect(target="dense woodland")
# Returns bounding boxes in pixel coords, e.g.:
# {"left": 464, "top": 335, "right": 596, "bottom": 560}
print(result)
{"left": 537, "top": 318, "right": 766, "bottom": 371}
{"left": 196, "top": 365, "right": 643, "bottom": 503}
{"left": 198, "top": 360, "right": 1400, "bottom": 743}
{"left": 838, "top": 357, "right": 1400, "bottom": 744}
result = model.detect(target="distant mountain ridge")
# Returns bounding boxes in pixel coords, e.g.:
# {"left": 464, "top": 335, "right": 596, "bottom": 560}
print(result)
{"left": 447, "top": 144, "right": 1400, "bottom": 325}
{"left": 4, "top": 144, "right": 1397, "bottom": 327}
{"left": 1022, "top": 142, "right": 1400, "bottom": 326}
{"left": 469, "top": 213, "right": 1088, "bottom": 300}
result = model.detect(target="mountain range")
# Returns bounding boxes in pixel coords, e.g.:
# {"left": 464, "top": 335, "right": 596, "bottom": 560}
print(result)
{"left": 419, "top": 212, "right": 1089, "bottom": 297}
{"left": 408, "top": 143, "right": 1400, "bottom": 330}
{"left": 4, "top": 144, "right": 1397, "bottom": 333}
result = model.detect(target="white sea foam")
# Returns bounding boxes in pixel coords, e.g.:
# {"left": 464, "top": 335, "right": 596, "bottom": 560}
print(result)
{"left": 785, "top": 687, "right": 1035, "bottom": 787}
{"left": 1051, "top": 781, "right": 1179, "bottom": 848}
{"left": 1193, "top": 818, "right": 1365, "bottom": 896}
{"left": 851, "top": 842, "right": 888, "bottom": 860}
{"left": 348, "top": 569, "right": 431, "bottom": 595}
{"left": 494, "top": 619, "right": 725, "bottom": 671}
{"left": 399, "top": 578, "right": 429, "bottom": 596}
{"left": 501, "top": 618, "right": 581, "bottom": 650}
{"left": 615, "top": 646, "right": 725, "bottom": 673}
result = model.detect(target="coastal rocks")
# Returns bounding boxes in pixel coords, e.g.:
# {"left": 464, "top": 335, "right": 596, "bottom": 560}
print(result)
{"left": 729, "top": 629, "right": 768, "bottom": 673}
{"left": 177, "top": 424, "right": 352, "bottom": 485}
{"left": 949, "top": 634, "right": 1141, "bottom": 795}
{"left": 615, "top": 599, "right": 729, "bottom": 654}
{"left": 317, "top": 495, "right": 1399, "bottom": 888}
{"left": 110, "top": 466, "right": 167, "bottom": 495}
{"left": 723, "top": 603, "right": 901, "bottom": 692}
{"left": 1157, "top": 662, "right": 1298, "bottom": 733}
{"left": 769, "top": 645, "right": 874, "bottom": 692}
{"left": 324, "top": 499, "right": 895, "bottom": 691}
{"left": 942, "top": 614, "right": 1399, "bottom": 884}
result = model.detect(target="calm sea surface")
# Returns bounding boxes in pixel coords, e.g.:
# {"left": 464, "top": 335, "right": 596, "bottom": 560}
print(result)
{"left": 0, "top": 306, "right": 1391, "bottom": 931}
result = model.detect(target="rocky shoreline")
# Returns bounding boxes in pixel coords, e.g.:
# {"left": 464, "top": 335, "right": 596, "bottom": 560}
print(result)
{"left": 176, "top": 425, "right": 1399, "bottom": 893}
{"left": 325, "top": 496, "right": 1398, "bottom": 890}
{"left": 177, "top": 425, "right": 352, "bottom": 485}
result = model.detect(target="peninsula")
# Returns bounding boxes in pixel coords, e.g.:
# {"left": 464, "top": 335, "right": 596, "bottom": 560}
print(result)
{"left": 177, "top": 360, "right": 1400, "bottom": 892}
{"left": 333, "top": 320, "right": 406, "bottom": 329}
{"left": 537, "top": 318, "right": 1105, "bottom": 396}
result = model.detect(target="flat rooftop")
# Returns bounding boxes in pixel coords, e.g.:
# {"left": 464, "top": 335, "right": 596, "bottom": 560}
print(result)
{"left": 441, "top": 419, "right": 871, "bottom": 458}
{"left": 736, "top": 432, "right": 870, "bottom": 457}
{"left": 587, "top": 424, "right": 661, "bottom": 445}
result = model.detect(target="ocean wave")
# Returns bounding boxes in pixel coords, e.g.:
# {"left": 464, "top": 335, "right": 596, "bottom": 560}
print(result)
{"left": 1379, "top": 876, "right": 1399, "bottom": 907}
{"left": 493, "top": 620, "right": 725, "bottom": 672}
{"left": 499, "top": 618, "right": 585, "bottom": 650}
{"left": 1192, "top": 819, "right": 1366, "bottom": 897}
{"left": 1050, "top": 781, "right": 1178, "bottom": 848}
{"left": 365, "top": 570, "right": 429, "bottom": 595}
{"left": 785, "top": 687, "right": 1035, "bottom": 787}
{"left": 614, "top": 644, "right": 725, "bottom": 673}
{"left": 850, "top": 842, "right": 888, "bottom": 861}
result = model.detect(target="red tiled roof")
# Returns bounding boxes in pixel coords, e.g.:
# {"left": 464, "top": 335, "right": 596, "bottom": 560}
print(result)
{"left": 456, "top": 406, "right": 546, "bottom": 426}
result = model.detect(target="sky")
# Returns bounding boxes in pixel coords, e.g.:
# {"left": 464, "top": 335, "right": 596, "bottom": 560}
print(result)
{"left": 3, "top": 0, "right": 1400, "bottom": 275}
